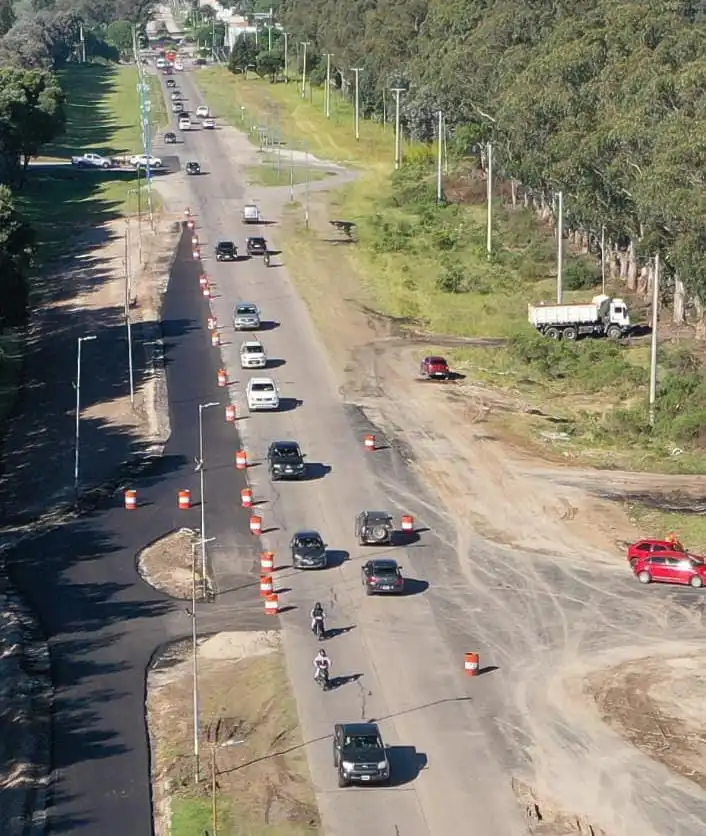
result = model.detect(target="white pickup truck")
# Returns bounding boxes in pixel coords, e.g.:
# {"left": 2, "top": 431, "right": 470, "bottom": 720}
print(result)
{"left": 71, "top": 152, "right": 113, "bottom": 169}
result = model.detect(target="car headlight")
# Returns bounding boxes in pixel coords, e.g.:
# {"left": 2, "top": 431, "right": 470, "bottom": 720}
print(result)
{"left": 377, "top": 761, "right": 388, "bottom": 770}
{"left": 341, "top": 761, "right": 354, "bottom": 771}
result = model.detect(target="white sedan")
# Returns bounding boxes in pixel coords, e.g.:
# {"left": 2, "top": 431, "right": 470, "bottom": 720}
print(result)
{"left": 130, "top": 154, "right": 162, "bottom": 168}
{"left": 196, "top": 105, "right": 209, "bottom": 118}
{"left": 202, "top": 118, "right": 215, "bottom": 129}
{"left": 240, "top": 340, "right": 267, "bottom": 369}
{"left": 246, "top": 377, "right": 279, "bottom": 411}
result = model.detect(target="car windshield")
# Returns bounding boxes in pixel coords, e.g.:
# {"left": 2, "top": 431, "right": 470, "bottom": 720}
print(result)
{"left": 428, "top": 357, "right": 446, "bottom": 364}
{"left": 250, "top": 238, "right": 265, "bottom": 245}
{"left": 219, "top": 242, "right": 235, "bottom": 250}
{"left": 243, "top": 344, "right": 263, "bottom": 354}
{"left": 237, "top": 305, "right": 257, "bottom": 315}
{"left": 274, "top": 446, "right": 300, "bottom": 458}
{"left": 345, "top": 734, "right": 379, "bottom": 749}
{"left": 373, "top": 566, "right": 398, "bottom": 576}
{"left": 251, "top": 382, "right": 274, "bottom": 392}
{"left": 297, "top": 535, "right": 322, "bottom": 549}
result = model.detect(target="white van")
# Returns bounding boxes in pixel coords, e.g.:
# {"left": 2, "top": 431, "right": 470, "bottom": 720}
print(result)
{"left": 178, "top": 116, "right": 191, "bottom": 130}
{"left": 156, "top": 58, "right": 167, "bottom": 69}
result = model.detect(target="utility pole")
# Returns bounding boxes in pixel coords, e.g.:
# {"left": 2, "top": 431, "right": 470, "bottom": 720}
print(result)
{"left": 391, "top": 87, "right": 404, "bottom": 170}
{"left": 351, "top": 68, "right": 363, "bottom": 140}
{"left": 304, "top": 148, "right": 310, "bottom": 229}
{"left": 266, "top": 24, "right": 272, "bottom": 51}
{"left": 300, "top": 42, "right": 310, "bottom": 99}
{"left": 124, "top": 224, "right": 135, "bottom": 405}
{"left": 283, "top": 33, "right": 290, "bottom": 82}
{"left": 191, "top": 544, "right": 200, "bottom": 784}
{"left": 79, "top": 23, "right": 86, "bottom": 63}
{"left": 211, "top": 18, "right": 216, "bottom": 63}
{"left": 198, "top": 402, "right": 219, "bottom": 587}
{"left": 486, "top": 142, "right": 493, "bottom": 260}
{"left": 601, "top": 224, "right": 607, "bottom": 294}
{"left": 649, "top": 253, "right": 660, "bottom": 427}
{"left": 556, "top": 191, "right": 564, "bottom": 304}
{"left": 324, "top": 53, "right": 334, "bottom": 118}
{"left": 436, "top": 110, "right": 443, "bottom": 204}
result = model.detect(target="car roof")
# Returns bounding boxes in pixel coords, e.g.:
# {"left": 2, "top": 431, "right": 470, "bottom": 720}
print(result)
{"left": 338, "top": 722, "right": 380, "bottom": 735}
{"left": 248, "top": 235, "right": 266, "bottom": 240}
{"left": 368, "top": 559, "right": 399, "bottom": 570}
{"left": 241, "top": 340, "right": 263, "bottom": 347}
{"left": 294, "top": 529, "right": 322, "bottom": 538}
{"left": 362, "top": 510, "right": 392, "bottom": 519}
{"left": 634, "top": 538, "right": 677, "bottom": 546}
{"left": 270, "top": 440, "right": 300, "bottom": 449}
{"left": 426, "top": 355, "right": 447, "bottom": 363}
{"left": 217, "top": 240, "right": 235, "bottom": 247}
{"left": 249, "top": 376, "right": 274, "bottom": 385}
{"left": 236, "top": 301, "right": 257, "bottom": 307}
{"left": 187, "top": 161, "right": 200, "bottom": 165}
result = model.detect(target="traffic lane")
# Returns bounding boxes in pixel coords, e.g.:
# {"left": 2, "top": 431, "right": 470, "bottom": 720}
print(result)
{"left": 206, "top": 246, "right": 526, "bottom": 832}
{"left": 162, "top": 226, "right": 259, "bottom": 594}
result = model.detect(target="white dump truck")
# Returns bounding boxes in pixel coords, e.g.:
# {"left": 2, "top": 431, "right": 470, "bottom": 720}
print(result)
{"left": 242, "top": 203, "right": 261, "bottom": 224}
{"left": 528, "top": 294, "right": 632, "bottom": 340}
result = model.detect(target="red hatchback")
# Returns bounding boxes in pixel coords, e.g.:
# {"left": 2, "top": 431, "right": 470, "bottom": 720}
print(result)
{"left": 626, "top": 538, "right": 684, "bottom": 568}
{"left": 420, "top": 356, "right": 450, "bottom": 379}
{"left": 634, "top": 555, "right": 706, "bottom": 588}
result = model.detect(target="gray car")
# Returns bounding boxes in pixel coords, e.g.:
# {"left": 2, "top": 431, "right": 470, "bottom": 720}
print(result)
{"left": 291, "top": 530, "right": 327, "bottom": 569}
{"left": 232, "top": 302, "right": 261, "bottom": 330}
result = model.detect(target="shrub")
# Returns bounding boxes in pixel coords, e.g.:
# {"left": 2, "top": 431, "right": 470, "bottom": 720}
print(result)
{"left": 563, "top": 259, "right": 601, "bottom": 290}
{"left": 436, "top": 262, "right": 466, "bottom": 293}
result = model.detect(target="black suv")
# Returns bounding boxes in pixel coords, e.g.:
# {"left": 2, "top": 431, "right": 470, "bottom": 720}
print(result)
{"left": 185, "top": 161, "right": 201, "bottom": 175}
{"left": 164, "top": 131, "right": 176, "bottom": 144}
{"left": 355, "top": 511, "right": 393, "bottom": 546}
{"left": 215, "top": 241, "right": 237, "bottom": 261}
{"left": 333, "top": 722, "right": 390, "bottom": 787}
{"left": 166, "top": 78, "right": 176, "bottom": 88}
{"left": 246, "top": 236, "right": 267, "bottom": 256}
{"left": 267, "top": 441, "right": 305, "bottom": 480}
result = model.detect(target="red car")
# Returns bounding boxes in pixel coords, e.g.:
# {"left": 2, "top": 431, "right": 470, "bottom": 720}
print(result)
{"left": 634, "top": 555, "right": 706, "bottom": 588}
{"left": 626, "top": 538, "right": 684, "bottom": 568}
{"left": 420, "top": 355, "right": 450, "bottom": 379}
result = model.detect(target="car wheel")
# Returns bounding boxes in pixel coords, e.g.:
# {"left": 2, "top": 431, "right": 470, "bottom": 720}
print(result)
{"left": 337, "top": 771, "right": 349, "bottom": 788}
{"left": 637, "top": 571, "right": 651, "bottom": 584}
{"left": 371, "top": 525, "right": 387, "bottom": 540}
{"left": 102, "top": 162, "right": 110, "bottom": 169}
{"left": 690, "top": 575, "right": 704, "bottom": 588}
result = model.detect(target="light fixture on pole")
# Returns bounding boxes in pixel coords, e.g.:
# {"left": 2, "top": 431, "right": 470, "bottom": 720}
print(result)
{"left": 486, "top": 142, "right": 493, "bottom": 260}
{"left": 351, "top": 67, "right": 363, "bottom": 140}
{"left": 648, "top": 253, "right": 660, "bottom": 427}
{"left": 197, "top": 401, "right": 219, "bottom": 586}
{"left": 73, "top": 335, "right": 97, "bottom": 496}
{"left": 555, "top": 190, "right": 564, "bottom": 304}
{"left": 300, "top": 41, "right": 310, "bottom": 99}
{"left": 391, "top": 87, "right": 404, "bottom": 170}
{"left": 324, "top": 53, "right": 334, "bottom": 118}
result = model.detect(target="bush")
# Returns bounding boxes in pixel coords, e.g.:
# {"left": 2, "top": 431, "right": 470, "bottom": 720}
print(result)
{"left": 436, "top": 262, "right": 466, "bottom": 293}
{"left": 369, "top": 218, "right": 415, "bottom": 253}
{"left": 563, "top": 259, "right": 600, "bottom": 290}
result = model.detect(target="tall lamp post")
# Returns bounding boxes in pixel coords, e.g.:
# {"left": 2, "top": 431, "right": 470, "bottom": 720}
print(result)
{"left": 391, "top": 87, "right": 405, "bottom": 169}
{"left": 300, "top": 41, "right": 310, "bottom": 98}
{"left": 197, "top": 401, "right": 219, "bottom": 584}
{"left": 74, "top": 335, "right": 97, "bottom": 495}
{"left": 283, "top": 33, "right": 291, "bottom": 82}
{"left": 351, "top": 67, "right": 363, "bottom": 140}
{"left": 324, "top": 53, "right": 334, "bottom": 118}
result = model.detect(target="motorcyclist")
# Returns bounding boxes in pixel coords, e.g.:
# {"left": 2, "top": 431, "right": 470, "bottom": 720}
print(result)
{"left": 310, "top": 602, "right": 326, "bottom": 634}
{"left": 263, "top": 250, "right": 271, "bottom": 266}
{"left": 313, "top": 648, "right": 331, "bottom": 682}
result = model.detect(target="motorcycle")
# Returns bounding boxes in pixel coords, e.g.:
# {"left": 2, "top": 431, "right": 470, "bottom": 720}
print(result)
{"left": 314, "top": 664, "right": 330, "bottom": 690}
{"left": 312, "top": 617, "right": 326, "bottom": 641}
{"left": 263, "top": 251, "right": 271, "bottom": 267}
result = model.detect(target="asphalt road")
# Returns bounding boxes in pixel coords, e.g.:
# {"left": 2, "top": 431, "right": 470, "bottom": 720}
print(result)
{"left": 6, "top": 228, "right": 268, "bottom": 834}
{"left": 168, "top": 70, "right": 528, "bottom": 835}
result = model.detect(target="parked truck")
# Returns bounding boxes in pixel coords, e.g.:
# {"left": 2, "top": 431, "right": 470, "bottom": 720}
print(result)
{"left": 528, "top": 294, "right": 632, "bottom": 340}
{"left": 71, "top": 152, "right": 114, "bottom": 169}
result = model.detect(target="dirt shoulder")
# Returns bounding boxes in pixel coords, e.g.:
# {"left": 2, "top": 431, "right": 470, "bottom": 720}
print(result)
{"left": 148, "top": 633, "right": 320, "bottom": 836}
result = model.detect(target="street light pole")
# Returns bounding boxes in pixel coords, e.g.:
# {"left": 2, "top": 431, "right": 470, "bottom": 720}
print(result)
{"left": 436, "top": 110, "right": 443, "bottom": 203}
{"left": 391, "top": 87, "right": 404, "bottom": 170}
{"left": 351, "top": 68, "right": 363, "bottom": 140}
{"left": 649, "top": 252, "right": 660, "bottom": 427}
{"left": 191, "top": 543, "right": 200, "bottom": 784}
{"left": 300, "top": 41, "right": 310, "bottom": 99}
{"left": 124, "top": 225, "right": 135, "bottom": 405}
{"left": 486, "top": 142, "right": 493, "bottom": 260}
{"left": 197, "top": 401, "right": 219, "bottom": 586}
{"left": 324, "top": 53, "right": 334, "bottom": 118}
{"left": 601, "top": 224, "right": 607, "bottom": 294}
{"left": 74, "top": 335, "right": 97, "bottom": 496}
{"left": 556, "top": 190, "right": 564, "bottom": 304}
{"left": 283, "top": 33, "right": 290, "bottom": 82}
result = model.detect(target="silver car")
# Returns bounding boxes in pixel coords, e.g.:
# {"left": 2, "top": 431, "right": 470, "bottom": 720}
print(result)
{"left": 233, "top": 303, "right": 261, "bottom": 330}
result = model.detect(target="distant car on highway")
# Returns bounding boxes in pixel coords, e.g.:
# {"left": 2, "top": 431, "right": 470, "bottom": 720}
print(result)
{"left": 627, "top": 538, "right": 685, "bottom": 568}
{"left": 164, "top": 131, "right": 176, "bottom": 144}
{"left": 174, "top": 60, "right": 184, "bottom": 71}
{"left": 634, "top": 555, "right": 706, "bottom": 588}
{"left": 71, "top": 152, "right": 113, "bottom": 169}
{"left": 333, "top": 723, "right": 390, "bottom": 787}
{"left": 246, "top": 376, "right": 279, "bottom": 410}
{"left": 215, "top": 241, "right": 237, "bottom": 261}
{"left": 130, "top": 154, "right": 163, "bottom": 169}
{"left": 172, "top": 102, "right": 183, "bottom": 112}
{"left": 166, "top": 79, "right": 176, "bottom": 88}
{"left": 170, "top": 91, "right": 180, "bottom": 101}
{"left": 239, "top": 340, "right": 267, "bottom": 369}
{"left": 233, "top": 302, "right": 261, "bottom": 330}
{"left": 185, "top": 161, "right": 201, "bottom": 175}
{"left": 268, "top": 440, "right": 305, "bottom": 480}
{"left": 202, "top": 117, "right": 216, "bottom": 129}
{"left": 290, "top": 530, "right": 327, "bottom": 569}
{"left": 246, "top": 236, "right": 267, "bottom": 256}
{"left": 196, "top": 105, "right": 209, "bottom": 118}
{"left": 178, "top": 116, "right": 191, "bottom": 130}
{"left": 361, "top": 559, "right": 405, "bottom": 595}
{"left": 420, "top": 355, "right": 450, "bottom": 379}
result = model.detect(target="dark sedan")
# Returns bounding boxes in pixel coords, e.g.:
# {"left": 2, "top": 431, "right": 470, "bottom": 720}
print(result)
{"left": 361, "top": 559, "right": 404, "bottom": 595}
{"left": 164, "top": 131, "right": 176, "bottom": 144}
{"left": 291, "top": 530, "right": 327, "bottom": 569}
{"left": 215, "top": 241, "right": 237, "bottom": 261}
{"left": 185, "top": 161, "right": 201, "bottom": 175}
{"left": 246, "top": 236, "right": 268, "bottom": 256}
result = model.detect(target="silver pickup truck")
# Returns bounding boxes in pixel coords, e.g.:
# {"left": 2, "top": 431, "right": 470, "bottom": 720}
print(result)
{"left": 71, "top": 152, "right": 114, "bottom": 169}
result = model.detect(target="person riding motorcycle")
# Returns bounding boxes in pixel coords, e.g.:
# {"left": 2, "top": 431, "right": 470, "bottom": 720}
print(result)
{"left": 313, "top": 649, "right": 331, "bottom": 683}
{"left": 263, "top": 250, "right": 271, "bottom": 266}
{"left": 310, "top": 602, "right": 326, "bottom": 634}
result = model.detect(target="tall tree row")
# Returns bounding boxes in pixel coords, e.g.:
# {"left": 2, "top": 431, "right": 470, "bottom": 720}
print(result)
{"left": 274, "top": 0, "right": 706, "bottom": 317}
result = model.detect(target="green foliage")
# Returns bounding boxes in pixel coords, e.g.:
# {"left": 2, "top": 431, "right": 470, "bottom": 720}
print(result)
{"left": 256, "top": 48, "right": 284, "bottom": 82}
{"left": 105, "top": 20, "right": 134, "bottom": 54}
{"left": 563, "top": 259, "right": 601, "bottom": 290}
{"left": 229, "top": 35, "right": 258, "bottom": 73}
{"left": 0, "top": 184, "right": 34, "bottom": 327}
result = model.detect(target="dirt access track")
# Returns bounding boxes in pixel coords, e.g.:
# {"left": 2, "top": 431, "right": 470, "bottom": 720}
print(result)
{"left": 277, "top": 189, "right": 706, "bottom": 834}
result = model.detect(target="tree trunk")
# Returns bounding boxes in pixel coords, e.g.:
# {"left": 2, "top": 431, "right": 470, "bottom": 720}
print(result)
{"left": 626, "top": 239, "right": 638, "bottom": 290}
{"left": 673, "top": 275, "right": 686, "bottom": 324}
{"left": 637, "top": 263, "right": 649, "bottom": 296}
{"left": 511, "top": 180, "right": 518, "bottom": 208}
{"left": 693, "top": 296, "right": 706, "bottom": 339}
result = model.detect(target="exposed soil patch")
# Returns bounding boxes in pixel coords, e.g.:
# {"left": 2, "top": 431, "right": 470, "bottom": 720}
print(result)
{"left": 138, "top": 528, "right": 203, "bottom": 600}
{"left": 513, "top": 780, "right": 608, "bottom": 835}
{"left": 148, "top": 632, "right": 319, "bottom": 836}
{"left": 589, "top": 655, "right": 706, "bottom": 791}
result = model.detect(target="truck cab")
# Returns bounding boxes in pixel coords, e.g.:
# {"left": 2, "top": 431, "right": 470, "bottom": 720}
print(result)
{"left": 599, "top": 296, "right": 630, "bottom": 330}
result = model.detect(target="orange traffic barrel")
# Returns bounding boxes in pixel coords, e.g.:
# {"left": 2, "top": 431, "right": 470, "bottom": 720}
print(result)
{"left": 261, "top": 552, "right": 275, "bottom": 571}
{"left": 211, "top": 330, "right": 220, "bottom": 346}
{"left": 217, "top": 369, "right": 227, "bottom": 387}
{"left": 249, "top": 514, "right": 263, "bottom": 535}
{"left": 464, "top": 652, "right": 480, "bottom": 677}
{"left": 401, "top": 514, "right": 415, "bottom": 532}
{"left": 264, "top": 593, "right": 279, "bottom": 615}
{"left": 225, "top": 404, "right": 236, "bottom": 423}
{"left": 192, "top": 248, "right": 200, "bottom": 260}
{"left": 199, "top": 274, "right": 208, "bottom": 289}
{"left": 191, "top": 235, "right": 199, "bottom": 247}
{"left": 241, "top": 488, "right": 253, "bottom": 508}
{"left": 364, "top": 434, "right": 376, "bottom": 451}
{"left": 260, "top": 575, "right": 273, "bottom": 596}
{"left": 178, "top": 489, "right": 191, "bottom": 510}
{"left": 235, "top": 450, "right": 247, "bottom": 469}
{"left": 124, "top": 489, "right": 137, "bottom": 510}
{"left": 187, "top": 219, "right": 195, "bottom": 230}
{"left": 202, "top": 284, "right": 211, "bottom": 298}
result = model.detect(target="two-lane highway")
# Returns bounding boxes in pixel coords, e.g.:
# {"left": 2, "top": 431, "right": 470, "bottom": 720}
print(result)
{"left": 161, "top": 69, "right": 528, "bottom": 835}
